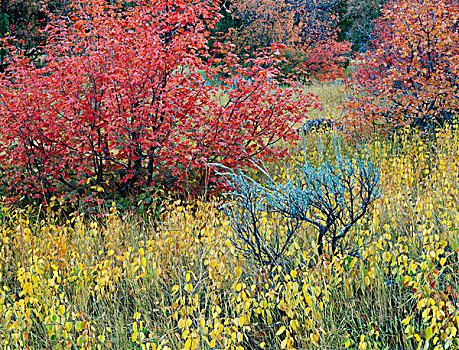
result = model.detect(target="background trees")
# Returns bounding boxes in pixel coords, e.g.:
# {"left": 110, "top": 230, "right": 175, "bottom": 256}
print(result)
{"left": 0, "top": 0, "right": 70, "bottom": 70}
{"left": 0, "top": 0, "right": 390, "bottom": 80}
{"left": 342, "top": 0, "right": 459, "bottom": 136}
{"left": 227, "top": 0, "right": 351, "bottom": 82}
{"left": 337, "top": 0, "right": 388, "bottom": 52}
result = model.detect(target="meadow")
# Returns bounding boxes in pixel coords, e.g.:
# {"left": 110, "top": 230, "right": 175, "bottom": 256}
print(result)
{"left": 0, "top": 82, "right": 458, "bottom": 350}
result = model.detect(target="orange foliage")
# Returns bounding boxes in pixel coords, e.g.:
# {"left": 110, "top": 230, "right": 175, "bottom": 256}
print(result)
{"left": 342, "top": 0, "right": 459, "bottom": 136}
{"left": 229, "top": 0, "right": 299, "bottom": 49}
{"left": 228, "top": 0, "right": 351, "bottom": 81}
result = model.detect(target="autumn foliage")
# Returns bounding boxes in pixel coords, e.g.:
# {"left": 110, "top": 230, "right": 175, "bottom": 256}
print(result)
{"left": 228, "top": 0, "right": 351, "bottom": 82}
{"left": 294, "top": 31, "right": 351, "bottom": 82}
{"left": 0, "top": 0, "right": 320, "bottom": 205}
{"left": 342, "top": 0, "right": 459, "bottom": 136}
{"left": 0, "top": 0, "right": 69, "bottom": 69}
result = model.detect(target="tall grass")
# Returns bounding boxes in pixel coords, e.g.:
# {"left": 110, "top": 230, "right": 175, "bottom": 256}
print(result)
{"left": 0, "top": 85, "right": 458, "bottom": 350}
{"left": 302, "top": 82, "right": 347, "bottom": 121}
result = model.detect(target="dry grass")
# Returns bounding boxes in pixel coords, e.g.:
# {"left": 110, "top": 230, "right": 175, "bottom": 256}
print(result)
{"left": 1, "top": 84, "right": 459, "bottom": 350}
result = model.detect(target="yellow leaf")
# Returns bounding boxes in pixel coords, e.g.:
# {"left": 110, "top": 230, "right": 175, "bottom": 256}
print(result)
{"left": 184, "top": 337, "right": 192, "bottom": 350}
{"left": 290, "top": 319, "right": 298, "bottom": 332}
{"left": 59, "top": 305, "right": 65, "bottom": 316}
{"left": 276, "top": 326, "right": 286, "bottom": 336}
{"left": 312, "top": 333, "right": 319, "bottom": 343}
{"left": 417, "top": 298, "right": 427, "bottom": 309}
{"left": 235, "top": 266, "right": 242, "bottom": 278}
{"left": 425, "top": 326, "right": 433, "bottom": 340}
{"left": 364, "top": 276, "right": 370, "bottom": 287}
{"left": 178, "top": 318, "right": 186, "bottom": 329}
{"left": 281, "top": 337, "right": 288, "bottom": 349}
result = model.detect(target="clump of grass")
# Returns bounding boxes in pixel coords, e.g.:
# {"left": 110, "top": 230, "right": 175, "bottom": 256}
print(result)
{"left": 303, "top": 81, "right": 348, "bottom": 121}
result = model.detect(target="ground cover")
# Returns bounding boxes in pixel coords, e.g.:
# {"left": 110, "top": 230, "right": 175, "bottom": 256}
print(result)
{"left": 1, "top": 110, "right": 459, "bottom": 349}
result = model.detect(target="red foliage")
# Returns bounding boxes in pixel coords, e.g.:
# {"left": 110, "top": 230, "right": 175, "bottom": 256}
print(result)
{"left": 297, "top": 31, "right": 351, "bottom": 82}
{"left": 228, "top": 0, "right": 351, "bottom": 82}
{"left": 0, "top": 0, "right": 320, "bottom": 205}
{"left": 342, "top": 0, "right": 459, "bottom": 136}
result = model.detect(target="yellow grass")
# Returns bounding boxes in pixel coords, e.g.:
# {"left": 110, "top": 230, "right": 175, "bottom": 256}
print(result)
{"left": 1, "top": 85, "right": 459, "bottom": 350}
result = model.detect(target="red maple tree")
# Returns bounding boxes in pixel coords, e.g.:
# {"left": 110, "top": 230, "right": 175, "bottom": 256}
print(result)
{"left": 0, "top": 0, "right": 320, "bottom": 205}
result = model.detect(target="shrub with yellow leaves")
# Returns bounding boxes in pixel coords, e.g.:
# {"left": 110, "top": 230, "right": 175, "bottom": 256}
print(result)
{"left": 0, "top": 125, "right": 458, "bottom": 349}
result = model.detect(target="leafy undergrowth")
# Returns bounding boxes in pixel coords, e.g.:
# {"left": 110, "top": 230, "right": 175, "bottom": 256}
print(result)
{"left": 1, "top": 127, "right": 459, "bottom": 350}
